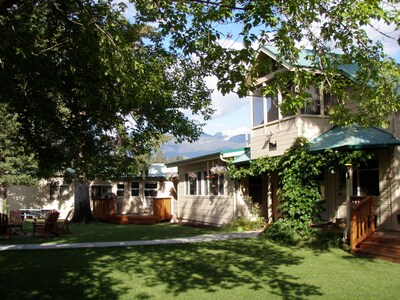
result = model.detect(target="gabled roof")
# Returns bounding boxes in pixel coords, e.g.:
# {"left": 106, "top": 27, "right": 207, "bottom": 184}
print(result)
{"left": 259, "top": 45, "right": 359, "bottom": 82}
{"left": 309, "top": 125, "right": 400, "bottom": 152}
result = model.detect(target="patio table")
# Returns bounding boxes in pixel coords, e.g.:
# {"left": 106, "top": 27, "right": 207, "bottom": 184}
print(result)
{"left": 18, "top": 209, "right": 51, "bottom": 220}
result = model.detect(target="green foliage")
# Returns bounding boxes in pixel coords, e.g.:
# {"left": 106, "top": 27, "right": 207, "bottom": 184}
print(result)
{"left": 230, "top": 137, "right": 373, "bottom": 241}
{"left": 223, "top": 216, "right": 265, "bottom": 232}
{"left": 0, "top": 0, "right": 213, "bottom": 178}
{"left": 134, "top": 0, "right": 400, "bottom": 127}
{"left": 0, "top": 104, "right": 38, "bottom": 192}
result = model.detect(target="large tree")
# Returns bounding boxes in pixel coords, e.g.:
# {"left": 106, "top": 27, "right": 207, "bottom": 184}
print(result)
{"left": 0, "top": 0, "right": 213, "bottom": 220}
{"left": 134, "top": 0, "right": 400, "bottom": 127}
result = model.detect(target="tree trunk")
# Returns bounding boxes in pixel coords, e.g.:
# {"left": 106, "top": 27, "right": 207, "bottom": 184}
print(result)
{"left": 72, "top": 177, "right": 94, "bottom": 224}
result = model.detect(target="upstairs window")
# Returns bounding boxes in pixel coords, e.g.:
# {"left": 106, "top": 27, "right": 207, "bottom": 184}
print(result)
{"left": 252, "top": 88, "right": 264, "bottom": 126}
{"left": 267, "top": 94, "right": 279, "bottom": 122}
{"left": 301, "top": 86, "right": 320, "bottom": 115}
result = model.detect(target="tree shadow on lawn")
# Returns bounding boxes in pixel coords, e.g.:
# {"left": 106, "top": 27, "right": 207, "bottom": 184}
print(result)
{"left": 0, "top": 238, "right": 323, "bottom": 299}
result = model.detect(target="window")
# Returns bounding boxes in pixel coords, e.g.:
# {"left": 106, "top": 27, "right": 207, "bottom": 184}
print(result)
{"left": 185, "top": 171, "right": 202, "bottom": 195}
{"left": 267, "top": 94, "right": 279, "bottom": 122}
{"left": 131, "top": 181, "right": 139, "bottom": 196}
{"left": 353, "top": 161, "right": 379, "bottom": 196}
{"left": 144, "top": 181, "right": 158, "bottom": 197}
{"left": 209, "top": 174, "right": 224, "bottom": 195}
{"left": 186, "top": 172, "right": 197, "bottom": 195}
{"left": 91, "top": 185, "right": 112, "bottom": 199}
{"left": 50, "top": 181, "right": 60, "bottom": 200}
{"left": 301, "top": 86, "right": 320, "bottom": 115}
{"left": 117, "top": 183, "right": 124, "bottom": 197}
{"left": 323, "top": 91, "right": 337, "bottom": 115}
{"left": 252, "top": 88, "right": 264, "bottom": 126}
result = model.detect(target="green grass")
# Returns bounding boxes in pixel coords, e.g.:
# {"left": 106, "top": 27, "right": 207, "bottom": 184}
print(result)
{"left": 0, "top": 237, "right": 399, "bottom": 299}
{"left": 0, "top": 221, "right": 220, "bottom": 245}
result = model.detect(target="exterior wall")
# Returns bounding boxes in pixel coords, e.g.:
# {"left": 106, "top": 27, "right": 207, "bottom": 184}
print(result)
{"left": 90, "top": 178, "right": 176, "bottom": 217}
{"left": 251, "top": 115, "right": 331, "bottom": 159}
{"left": 174, "top": 159, "right": 246, "bottom": 226}
{"left": 7, "top": 177, "right": 177, "bottom": 221}
{"left": 7, "top": 177, "right": 74, "bottom": 219}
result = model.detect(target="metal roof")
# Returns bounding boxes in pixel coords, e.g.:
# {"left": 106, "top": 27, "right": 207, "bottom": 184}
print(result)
{"left": 309, "top": 125, "right": 400, "bottom": 152}
{"left": 259, "top": 45, "right": 359, "bottom": 82}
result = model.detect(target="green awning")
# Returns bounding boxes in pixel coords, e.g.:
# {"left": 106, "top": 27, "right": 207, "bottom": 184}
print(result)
{"left": 231, "top": 152, "right": 251, "bottom": 164}
{"left": 309, "top": 125, "right": 400, "bottom": 152}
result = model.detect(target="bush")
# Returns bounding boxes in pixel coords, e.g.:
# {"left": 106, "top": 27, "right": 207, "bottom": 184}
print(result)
{"left": 262, "top": 219, "right": 344, "bottom": 249}
{"left": 223, "top": 216, "right": 265, "bottom": 232}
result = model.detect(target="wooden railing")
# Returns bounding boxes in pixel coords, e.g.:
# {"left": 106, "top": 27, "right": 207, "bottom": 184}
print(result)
{"left": 350, "top": 196, "right": 375, "bottom": 249}
{"left": 92, "top": 198, "right": 115, "bottom": 218}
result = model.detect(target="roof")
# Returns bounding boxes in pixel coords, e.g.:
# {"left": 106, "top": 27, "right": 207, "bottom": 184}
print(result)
{"left": 165, "top": 152, "right": 221, "bottom": 167}
{"left": 259, "top": 45, "right": 359, "bottom": 82}
{"left": 309, "top": 125, "right": 400, "bottom": 152}
{"left": 147, "top": 164, "right": 177, "bottom": 178}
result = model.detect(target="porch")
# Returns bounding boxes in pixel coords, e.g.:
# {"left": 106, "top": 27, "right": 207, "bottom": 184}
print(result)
{"left": 349, "top": 196, "right": 400, "bottom": 263}
{"left": 92, "top": 197, "right": 173, "bottom": 225}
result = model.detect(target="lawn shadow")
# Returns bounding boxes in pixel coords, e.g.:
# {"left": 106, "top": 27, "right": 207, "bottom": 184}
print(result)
{"left": 0, "top": 238, "right": 323, "bottom": 299}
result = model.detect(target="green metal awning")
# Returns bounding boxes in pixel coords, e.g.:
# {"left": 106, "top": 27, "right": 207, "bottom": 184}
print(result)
{"left": 309, "top": 125, "right": 400, "bottom": 152}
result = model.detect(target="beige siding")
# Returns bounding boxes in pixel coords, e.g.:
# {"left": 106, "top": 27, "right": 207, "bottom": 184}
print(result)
{"left": 7, "top": 178, "right": 74, "bottom": 219}
{"left": 251, "top": 116, "right": 331, "bottom": 159}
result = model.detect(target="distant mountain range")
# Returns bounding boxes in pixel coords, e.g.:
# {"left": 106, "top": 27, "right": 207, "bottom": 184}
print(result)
{"left": 162, "top": 132, "right": 249, "bottom": 159}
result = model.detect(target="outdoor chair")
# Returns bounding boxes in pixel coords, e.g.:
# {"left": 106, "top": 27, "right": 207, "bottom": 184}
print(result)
{"left": 8, "top": 210, "right": 23, "bottom": 232}
{"left": 33, "top": 211, "right": 60, "bottom": 238}
{"left": 0, "top": 213, "right": 11, "bottom": 239}
{"left": 57, "top": 209, "right": 72, "bottom": 234}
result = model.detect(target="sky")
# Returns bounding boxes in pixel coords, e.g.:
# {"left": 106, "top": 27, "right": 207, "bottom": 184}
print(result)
{"left": 121, "top": 1, "right": 400, "bottom": 137}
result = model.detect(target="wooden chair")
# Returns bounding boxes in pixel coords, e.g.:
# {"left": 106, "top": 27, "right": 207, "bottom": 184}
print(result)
{"left": 0, "top": 213, "right": 11, "bottom": 239}
{"left": 33, "top": 211, "right": 60, "bottom": 238}
{"left": 8, "top": 210, "right": 23, "bottom": 232}
{"left": 57, "top": 209, "right": 72, "bottom": 234}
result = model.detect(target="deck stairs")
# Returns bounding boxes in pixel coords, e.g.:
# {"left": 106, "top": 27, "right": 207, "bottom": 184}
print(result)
{"left": 351, "top": 230, "right": 400, "bottom": 264}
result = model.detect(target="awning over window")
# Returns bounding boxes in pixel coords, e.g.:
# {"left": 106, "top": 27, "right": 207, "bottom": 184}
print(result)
{"left": 309, "top": 125, "right": 400, "bottom": 152}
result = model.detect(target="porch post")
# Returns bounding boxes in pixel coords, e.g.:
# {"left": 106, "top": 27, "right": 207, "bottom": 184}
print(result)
{"left": 344, "top": 163, "right": 353, "bottom": 240}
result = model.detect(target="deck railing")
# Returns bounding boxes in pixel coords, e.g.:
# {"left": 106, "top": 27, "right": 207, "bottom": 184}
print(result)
{"left": 350, "top": 196, "right": 375, "bottom": 249}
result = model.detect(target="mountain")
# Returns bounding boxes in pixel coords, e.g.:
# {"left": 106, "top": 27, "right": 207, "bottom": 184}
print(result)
{"left": 162, "top": 132, "right": 249, "bottom": 159}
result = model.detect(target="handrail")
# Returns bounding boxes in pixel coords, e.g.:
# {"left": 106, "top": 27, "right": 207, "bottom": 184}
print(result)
{"left": 92, "top": 197, "right": 115, "bottom": 218}
{"left": 350, "top": 196, "right": 375, "bottom": 249}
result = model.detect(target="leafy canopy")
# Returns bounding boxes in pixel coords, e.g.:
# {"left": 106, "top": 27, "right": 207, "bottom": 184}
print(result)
{"left": 134, "top": 0, "right": 400, "bottom": 127}
{"left": 0, "top": 0, "right": 214, "bottom": 178}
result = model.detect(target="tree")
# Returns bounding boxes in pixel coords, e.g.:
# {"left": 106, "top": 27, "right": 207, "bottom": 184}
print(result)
{"left": 0, "top": 103, "right": 38, "bottom": 211}
{"left": 134, "top": 0, "right": 400, "bottom": 127}
{"left": 0, "top": 1, "right": 213, "bottom": 221}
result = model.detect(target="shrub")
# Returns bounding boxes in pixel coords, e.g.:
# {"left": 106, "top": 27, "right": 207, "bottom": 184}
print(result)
{"left": 223, "top": 216, "right": 265, "bottom": 232}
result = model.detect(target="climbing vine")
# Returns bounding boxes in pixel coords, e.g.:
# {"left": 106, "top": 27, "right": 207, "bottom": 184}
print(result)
{"left": 228, "top": 137, "right": 372, "bottom": 242}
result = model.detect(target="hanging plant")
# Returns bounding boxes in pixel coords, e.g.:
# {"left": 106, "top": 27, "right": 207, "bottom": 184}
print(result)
{"left": 188, "top": 172, "right": 197, "bottom": 180}
{"left": 210, "top": 165, "right": 227, "bottom": 175}
{"left": 166, "top": 172, "right": 179, "bottom": 181}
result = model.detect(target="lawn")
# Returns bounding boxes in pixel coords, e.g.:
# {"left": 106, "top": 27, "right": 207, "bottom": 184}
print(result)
{"left": 0, "top": 221, "right": 220, "bottom": 245}
{"left": 0, "top": 236, "right": 399, "bottom": 299}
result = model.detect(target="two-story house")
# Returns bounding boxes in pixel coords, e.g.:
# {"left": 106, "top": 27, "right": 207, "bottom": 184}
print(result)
{"left": 248, "top": 45, "right": 400, "bottom": 232}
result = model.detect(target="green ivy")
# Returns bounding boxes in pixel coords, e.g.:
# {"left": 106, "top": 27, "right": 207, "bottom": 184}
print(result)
{"left": 228, "top": 137, "right": 372, "bottom": 241}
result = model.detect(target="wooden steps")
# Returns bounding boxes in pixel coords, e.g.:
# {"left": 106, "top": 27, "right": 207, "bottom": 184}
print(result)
{"left": 351, "top": 230, "right": 400, "bottom": 264}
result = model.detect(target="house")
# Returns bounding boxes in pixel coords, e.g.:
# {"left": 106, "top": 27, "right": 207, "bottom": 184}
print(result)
{"left": 5, "top": 164, "right": 178, "bottom": 221}
{"left": 165, "top": 148, "right": 254, "bottom": 226}
{"left": 246, "top": 45, "right": 400, "bottom": 232}
{"left": 167, "top": 45, "right": 400, "bottom": 235}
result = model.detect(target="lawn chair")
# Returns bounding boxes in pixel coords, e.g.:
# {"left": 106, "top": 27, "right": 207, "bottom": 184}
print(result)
{"left": 8, "top": 210, "right": 23, "bottom": 232}
{"left": 33, "top": 211, "right": 60, "bottom": 238}
{"left": 57, "top": 209, "right": 72, "bottom": 234}
{"left": 0, "top": 213, "right": 11, "bottom": 239}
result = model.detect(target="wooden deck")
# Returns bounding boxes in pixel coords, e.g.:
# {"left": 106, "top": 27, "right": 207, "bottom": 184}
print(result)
{"left": 98, "top": 214, "right": 173, "bottom": 225}
{"left": 351, "top": 230, "right": 400, "bottom": 263}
